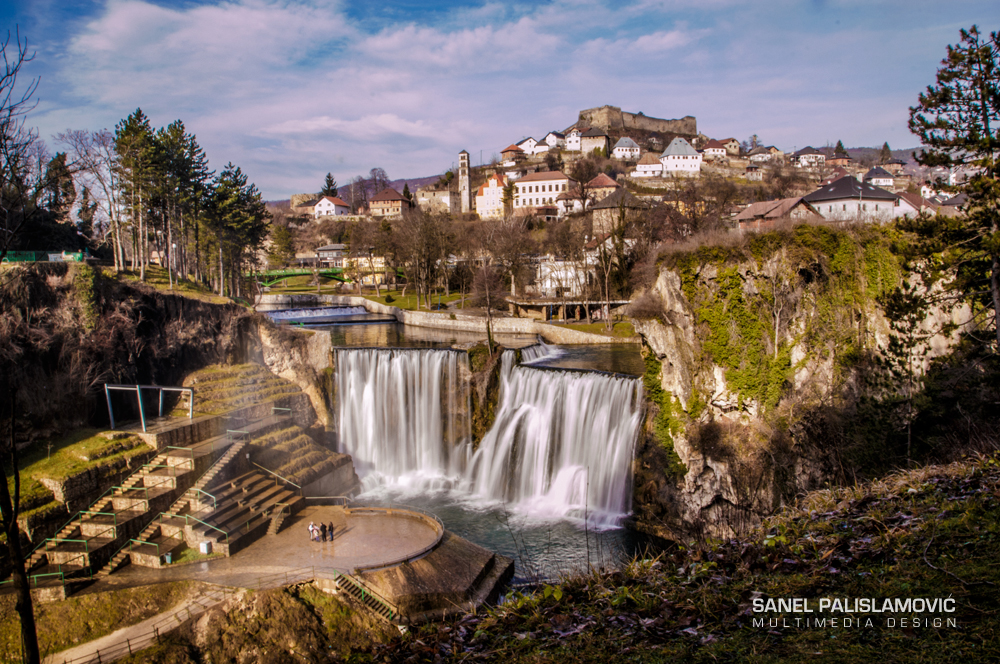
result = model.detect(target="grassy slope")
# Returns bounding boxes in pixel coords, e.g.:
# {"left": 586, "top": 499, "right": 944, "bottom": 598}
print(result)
{"left": 371, "top": 455, "right": 1000, "bottom": 663}
{"left": 0, "top": 582, "right": 195, "bottom": 661}
{"left": 4, "top": 429, "right": 148, "bottom": 521}
{"left": 109, "top": 455, "right": 1000, "bottom": 663}
{"left": 113, "top": 265, "right": 230, "bottom": 305}
{"left": 558, "top": 321, "right": 637, "bottom": 338}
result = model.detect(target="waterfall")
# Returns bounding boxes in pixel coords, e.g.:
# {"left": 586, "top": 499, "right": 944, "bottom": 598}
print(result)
{"left": 465, "top": 352, "right": 642, "bottom": 527}
{"left": 335, "top": 348, "right": 470, "bottom": 489}
{"left": 520, "top": 338, "right": 566, "bottom": 365}
{"left": 335, "top": 347, "right": 643, "bottom": 528}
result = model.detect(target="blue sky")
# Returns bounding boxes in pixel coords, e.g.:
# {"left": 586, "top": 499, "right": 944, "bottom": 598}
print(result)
{"left": 3, "top": 0, "right": 998, "bottom": 199}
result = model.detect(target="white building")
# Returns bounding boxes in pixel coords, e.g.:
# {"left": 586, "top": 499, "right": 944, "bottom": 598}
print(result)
{"left": 314, "top": 196, "right": 351, "bottom": 218}
{"left": 517, "top": 137, "right": 549, "bottom": 156}
{"left": 803, "top": 176, "right": 905, "bottom": 222}
{"left": 535, "top": 258, "right": 588, "bottom": 298}
{"left": 659, "top": 137, "right": 702, "bottom": 176}
{"left": 566, "top": 128, "right": 583, "bottom": 151}
{"left": 475, "top": 172, "right": 508, "bottom": 219}
{"left": 513, "top": 171, "right": 576, "bottom": 209}
{"left": 701, "top": 139, "right": 728, "bottom": 160}
{"left": 863, "top": 167, "right": 895, "bottom": 188}
{"left": 791, "top": 147, "right": 826, "bottom": 169}
{"left": 612, "top": 137, "right": 641, "bottom": 160}
{"left": 544, "top": 131, "right": 565, "bottom": 148}
{"left": 631, "top": 152, "right": 663, "bottom": 178}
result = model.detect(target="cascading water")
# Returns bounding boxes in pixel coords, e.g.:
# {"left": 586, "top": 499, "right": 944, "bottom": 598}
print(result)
{"left": 519, "top": 338, "right": 566, "bottom": 364}
{"left": 465, "top": 352, "right": 643, "bottom": 527}
{"left": 268, "top": 306, "right": 369, "bottom": 320}
{"left": 334, "top": 348, "right": 471, "bottom": 491}
{"left": 334, "top": 346, "right": 643, "bottom": 529}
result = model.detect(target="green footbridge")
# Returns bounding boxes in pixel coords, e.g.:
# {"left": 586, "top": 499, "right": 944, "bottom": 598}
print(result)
{"left": 255, "top": 268, "right": 351, "bottom": 286}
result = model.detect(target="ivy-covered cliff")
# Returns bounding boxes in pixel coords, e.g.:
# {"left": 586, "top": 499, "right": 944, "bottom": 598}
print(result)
{"left": 629, "top": 223, "right": 984, "bottom": 541}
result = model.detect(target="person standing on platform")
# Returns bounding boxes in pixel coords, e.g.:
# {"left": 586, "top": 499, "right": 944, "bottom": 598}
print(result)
{"left": 320, "top": 522, "right": 328, "bottom": 542}
{"left": 328, "top": 522, "right": 335, "bottom": 541}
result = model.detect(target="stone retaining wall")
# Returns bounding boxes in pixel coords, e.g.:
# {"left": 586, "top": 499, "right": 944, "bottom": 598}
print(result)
{"left": 257, "top": 294, "right": 638, "bottom": 345}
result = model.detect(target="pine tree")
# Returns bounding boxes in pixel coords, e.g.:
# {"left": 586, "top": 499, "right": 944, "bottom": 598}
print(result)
{"left": 834, "top": 139, "right": 846, "bottom": 155}
{"left": 402, "top": 183, "right": 412, "bottom": 201}
{"left": 114, "top": 108, "right": 156, "bottom": 279}
{"left": 42, "top": 153, "right": 76, "bottom": 222}
{"left": 879, "top": 142, "right": 892, "bottom": 163}
{"left": 908, "top": 25, "right": 1000, "bottom": 348}
{"left": 321, "top": 172, "right": 338, "bottom": 197}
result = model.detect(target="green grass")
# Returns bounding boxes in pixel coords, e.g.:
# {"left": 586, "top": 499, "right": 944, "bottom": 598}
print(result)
{"left": 113, "top": 265, "right": 230, "bottom": 304}
{"left": 167, "top": 544, "right": 223, "bottom": 566}
{"left": 560, "top": 321, "right": 637, "bottom": 338}
{"left": 6, "top": 429, "right": 146, "bottom": 487}
{"left": 259, "top": 274, "right": 345, "bottom": 293}
{"left": 363, "top": 289, "right": 468, "bottom": 311}
{"left": 0, "top": 582, "right": 196, "bottom": 661}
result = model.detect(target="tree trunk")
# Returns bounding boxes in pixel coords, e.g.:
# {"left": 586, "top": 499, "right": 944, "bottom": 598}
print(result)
{"left": 1, "top": 392, "right": 41, "bottom": 664}
{"left": 992, "top": 254, "right": 1000, "bottom": 350}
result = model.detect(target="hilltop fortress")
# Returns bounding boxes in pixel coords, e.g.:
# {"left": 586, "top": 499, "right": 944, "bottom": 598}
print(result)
{"left": 571, "top": 105, "right": 697, "bottom": 136}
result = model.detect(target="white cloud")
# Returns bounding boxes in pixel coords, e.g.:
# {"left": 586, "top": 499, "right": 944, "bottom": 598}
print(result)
{"left": 24, "top": 0, "right": 1000, "bottom": 197}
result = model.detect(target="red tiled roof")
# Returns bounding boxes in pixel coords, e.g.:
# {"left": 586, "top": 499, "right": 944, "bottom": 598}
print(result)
{"left": 704, "top": 139, "right": 727, "bottom": 149}
{"left": 587, "top": 173, "right": 619, "bottom": 189}
{"left": 502, "top": 144, "right": 523, "bottom": 153}
{"left": 319, "top": 196, "right": 349, "bottom": 207}
{"left": 371, "top": 188, "right": 405, "bottom": 202}
{"left": 734, "top": 197, "right": 819, "bottom": 221}
{"left": 476, "top": 173, "right": 507, "bottom": 197}
{"left": 516, "top": 171, "right": 574, "bottom": 183}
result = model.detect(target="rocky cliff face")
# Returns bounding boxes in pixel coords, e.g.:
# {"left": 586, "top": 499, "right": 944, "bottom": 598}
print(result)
{"left": 628, "top": 225, "right": 972, "bottom": 541}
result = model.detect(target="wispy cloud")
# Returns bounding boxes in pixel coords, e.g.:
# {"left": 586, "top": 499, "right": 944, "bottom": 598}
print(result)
{"left": 14, "top": 0, "right": 1000, "bottom": 198}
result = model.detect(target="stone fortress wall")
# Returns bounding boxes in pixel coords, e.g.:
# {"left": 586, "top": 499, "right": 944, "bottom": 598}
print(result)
{"left": 575, "top": 105, "right": 697, "bottom": 136}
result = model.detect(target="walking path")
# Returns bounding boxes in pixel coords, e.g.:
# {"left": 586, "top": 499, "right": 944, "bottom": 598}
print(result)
{"left": 44, "top": 586, "right": 228, "bottom": 664}
{"left": 43, "top": 505, "right": 441, "bottom": 662}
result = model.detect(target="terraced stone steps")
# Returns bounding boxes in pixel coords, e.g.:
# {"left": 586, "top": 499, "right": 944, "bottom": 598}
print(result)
{"left": 335, "top": 575, "right": 397, "bottom": 621}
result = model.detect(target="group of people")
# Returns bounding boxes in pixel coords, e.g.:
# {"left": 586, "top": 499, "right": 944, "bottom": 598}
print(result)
{"left": 308, "top": 521, "right": 335, "bottom": 542}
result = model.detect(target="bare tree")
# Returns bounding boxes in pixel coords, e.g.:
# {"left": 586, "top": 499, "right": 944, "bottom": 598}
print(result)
{"left": 58, "top": 129, "right": 128, "bottom": 270}
{"left": 0, "top": 29, "right": 42, "bottom": 265}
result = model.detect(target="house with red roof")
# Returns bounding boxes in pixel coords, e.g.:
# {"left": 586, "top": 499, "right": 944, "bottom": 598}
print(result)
{"left": 513, "top": 171, "right": 577, "bottom": 211}
{"left": 501, "top": 144, "right": 525, "bottom": 167}
{"left": 313, "top": 195, "right": 351, "bottom": 218}
{"left": 475, "top": 173, "right": 508, "bottom": 219}
{"left": 735, "top": 197, "right": 822, "bottom": 232}
{"left": 701, "top": 139, "right": 728, "bottom": 161}
{"left": 369, "top": 188, "right": 412, "bottom": 217}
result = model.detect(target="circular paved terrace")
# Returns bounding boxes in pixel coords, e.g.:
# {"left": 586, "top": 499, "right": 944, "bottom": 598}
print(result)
{"left": 100, "top": 505, "right": 443, "bottom": 591}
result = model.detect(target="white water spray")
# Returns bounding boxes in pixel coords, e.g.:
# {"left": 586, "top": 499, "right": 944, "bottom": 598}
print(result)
{"left": 334, "top": 348, "right": 643, "bottom": 527}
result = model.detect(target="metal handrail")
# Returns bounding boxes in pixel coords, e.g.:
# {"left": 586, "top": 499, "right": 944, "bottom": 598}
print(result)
{"left": 305, "top": 495, "right": 354, "bottom": 507}
{"left": 191, "top": 488, "right": 217, "bottom": 510}
{"left": 141, "top": 463, "right": 181, "bottom": 477}
{"left": 44, "top": 538, "right": 89, "bottom": 553}
{"left": 164, "top": 445, "right": 196, "bottom": 459}
{"left": 130, "top": 538, "right": 160, "bottom": 553}
{"left": 332, "top": 570, "right": 400, "bottom": 619}
{"left": 161, "top": 513, "right": 229, "bottom": 544}
{"left": 87, "top": 524, "right": 118, "bottom": 540}
{"left": 251, "top": 462, "right": 302, "bottom": 491}
{"left": 80, "top": 510, "right": 118, "bottom": 526}
{"left": 27, "top": 483, "right": 120, "bottom": 558}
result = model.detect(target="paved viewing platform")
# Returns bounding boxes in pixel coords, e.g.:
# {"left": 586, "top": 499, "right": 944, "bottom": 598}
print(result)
{"left": 100, "top": 504, "right": 443, "bottom": 590}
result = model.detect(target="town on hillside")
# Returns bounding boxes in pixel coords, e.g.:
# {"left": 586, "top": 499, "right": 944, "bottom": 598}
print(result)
{"left": 267, "top": 104, "right": 972, "bottom": 321}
